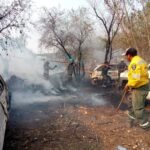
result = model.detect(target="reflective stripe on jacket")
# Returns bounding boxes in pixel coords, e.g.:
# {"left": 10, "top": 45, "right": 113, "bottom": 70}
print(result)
{"left": 127, "top": 56, "right": 149, "bottom": 88}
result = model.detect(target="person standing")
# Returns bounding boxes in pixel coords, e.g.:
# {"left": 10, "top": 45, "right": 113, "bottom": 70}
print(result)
{"left": 101, "top": 61, "right": 111, "bottom": 87}
{"left": 67, "top": 60, "right": 75, "bottom": 83}
{"left": 118, "top": 59, "right": 127, "bottom": 80}
{"left": 124, "top": 48, "right": 150, "bottom": 129}
{"left": 43, "top": 61, "right": 57, "bottom": 80}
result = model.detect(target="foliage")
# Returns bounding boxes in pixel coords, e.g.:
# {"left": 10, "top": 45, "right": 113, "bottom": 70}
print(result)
{"left": 113, "top": 0, "right": 150, "bottom": 61}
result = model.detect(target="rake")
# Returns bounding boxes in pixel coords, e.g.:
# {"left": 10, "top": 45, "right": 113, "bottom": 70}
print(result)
{"left": 116, "top": 90, "right": 127, "bottom": 111}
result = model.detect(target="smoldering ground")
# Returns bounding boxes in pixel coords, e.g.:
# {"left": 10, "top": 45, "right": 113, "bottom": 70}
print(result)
{"left": 0, "top": 46, "right": 109, "bottom": 110}
{"left": 2, "top": 47, "right": 123, "bottom": 150}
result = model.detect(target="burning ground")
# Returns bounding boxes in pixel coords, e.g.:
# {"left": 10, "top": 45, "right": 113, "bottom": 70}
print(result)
{"left": 3, "top": 81, "right": 150, "bottom": 150}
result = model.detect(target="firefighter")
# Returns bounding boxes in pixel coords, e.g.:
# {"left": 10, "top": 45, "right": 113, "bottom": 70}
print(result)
{"left": 43, "top": 61, "right": 57, "bottom": 80}
{"left": 101, "top": 61, "right": 111, "bottom": 87}
{"left": 67, "top": 58, "right": 75, "bottom": 82}
{"left": 118, "top": 59, "right": 127, "bottom": 73}
{"left": 124, "top": 48, "right": 150, "bottom": 129}
{"left": 117, "top": 59, "right": 127, "bottom": 80}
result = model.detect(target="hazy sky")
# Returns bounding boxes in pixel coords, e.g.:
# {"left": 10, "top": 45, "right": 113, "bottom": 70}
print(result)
{"left": 33, "top": 0, "right": 89, "bottom": 9}
{"left": 27, "top": 0, "right": 90, "bottom": 53}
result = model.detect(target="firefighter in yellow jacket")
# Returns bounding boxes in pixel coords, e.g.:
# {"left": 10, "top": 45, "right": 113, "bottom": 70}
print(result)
{"left": 124, "top": 48, "right": 150, "bottom": 129}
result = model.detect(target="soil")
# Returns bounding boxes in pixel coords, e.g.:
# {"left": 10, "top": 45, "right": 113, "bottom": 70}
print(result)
{"left": 3, "top": 86, "right": 150, "bottom": 150}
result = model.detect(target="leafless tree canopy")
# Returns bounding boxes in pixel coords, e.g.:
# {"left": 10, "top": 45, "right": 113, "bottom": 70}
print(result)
{"left": 88, "top": 0, "right": 124, "bottom": 63}
{"left": 0, "top": 0, "right": 31, "bottom": 47}
{"left": 39, "top": 8, "right": 71, "bottom": 59}
{"left": 39, "top": 7, "right": 93, "bottom": 81}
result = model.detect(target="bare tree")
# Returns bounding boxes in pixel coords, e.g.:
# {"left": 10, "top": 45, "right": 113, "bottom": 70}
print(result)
{"left": 39, "top": 8, "right": 73, "bottom": 60}
{"left": 39, "top": 7, "right": 93, "bottom": 81}
{"left": 0, "top": 0, "right": 31, "bottom": 50}
{"left": 88, "top": 0, "right": 124, "bottom": 63}
{"left": 69, "top": 8, "right": 93, "bottom": 81}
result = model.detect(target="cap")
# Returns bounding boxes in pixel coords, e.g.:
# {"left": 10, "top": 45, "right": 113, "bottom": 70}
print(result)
{"left": 122, "top": 48, "right": 129, "bottom": 56}
{"left": 122, "top": 48, "right": 137, "bottom": 56}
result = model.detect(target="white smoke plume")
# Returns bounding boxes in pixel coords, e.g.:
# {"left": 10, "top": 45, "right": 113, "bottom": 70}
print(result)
{"left": 0, "top": 39, "right": 107, "bottom": 108}
{"left": 0, "top": 49, "right": 50, "bottom": 87}
{"left": 0, "top": 40, "right": 67, "bottom": 106}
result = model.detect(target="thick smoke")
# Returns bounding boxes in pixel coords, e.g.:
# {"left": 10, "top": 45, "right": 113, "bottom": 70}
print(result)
{"left": 0, "top": 40, "right": 107, "bottom": 108}
{"left": 0, "top": 44, "right": 67, "bottom": 106}
{"left": 0, "top": 48, "right": 52, "bottom": 87}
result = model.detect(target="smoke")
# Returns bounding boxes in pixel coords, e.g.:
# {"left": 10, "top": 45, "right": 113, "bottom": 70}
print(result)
{"left": 2, "top": 51, "right": 53, "bottom": 90}
{"left": 0, "top": 40, "right": 107, "bottom": 108}
{"left": 0, "top": 43, "right": 68, "bottom": 106}
{"left": 12, "top": 87, "right": 108, "bottom": 108}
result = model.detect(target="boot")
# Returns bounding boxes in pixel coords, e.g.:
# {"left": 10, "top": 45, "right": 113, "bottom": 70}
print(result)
{"left": 139, "top": 121, "right": 150, "bottom": 130}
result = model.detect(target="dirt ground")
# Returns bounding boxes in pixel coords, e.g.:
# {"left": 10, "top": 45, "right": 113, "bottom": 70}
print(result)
{"left": 3, "top": 86, "right": 150, "bottom": 150}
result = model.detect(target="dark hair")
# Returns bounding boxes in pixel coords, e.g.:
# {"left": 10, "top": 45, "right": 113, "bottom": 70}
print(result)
{"left": 125, "top": 48, "right": 137, "bottom": 56}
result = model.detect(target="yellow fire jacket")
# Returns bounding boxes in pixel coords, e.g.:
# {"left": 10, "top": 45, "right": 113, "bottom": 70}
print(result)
{"left": 127, "top": 55, "right": 149, "bottom": 88}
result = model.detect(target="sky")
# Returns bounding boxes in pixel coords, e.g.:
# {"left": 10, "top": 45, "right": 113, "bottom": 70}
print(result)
{"left": 33, "top": 0, "right": 89, "bottom": 9}
{"left": 27, "top": 0, "right": 90, "bottom": 53}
